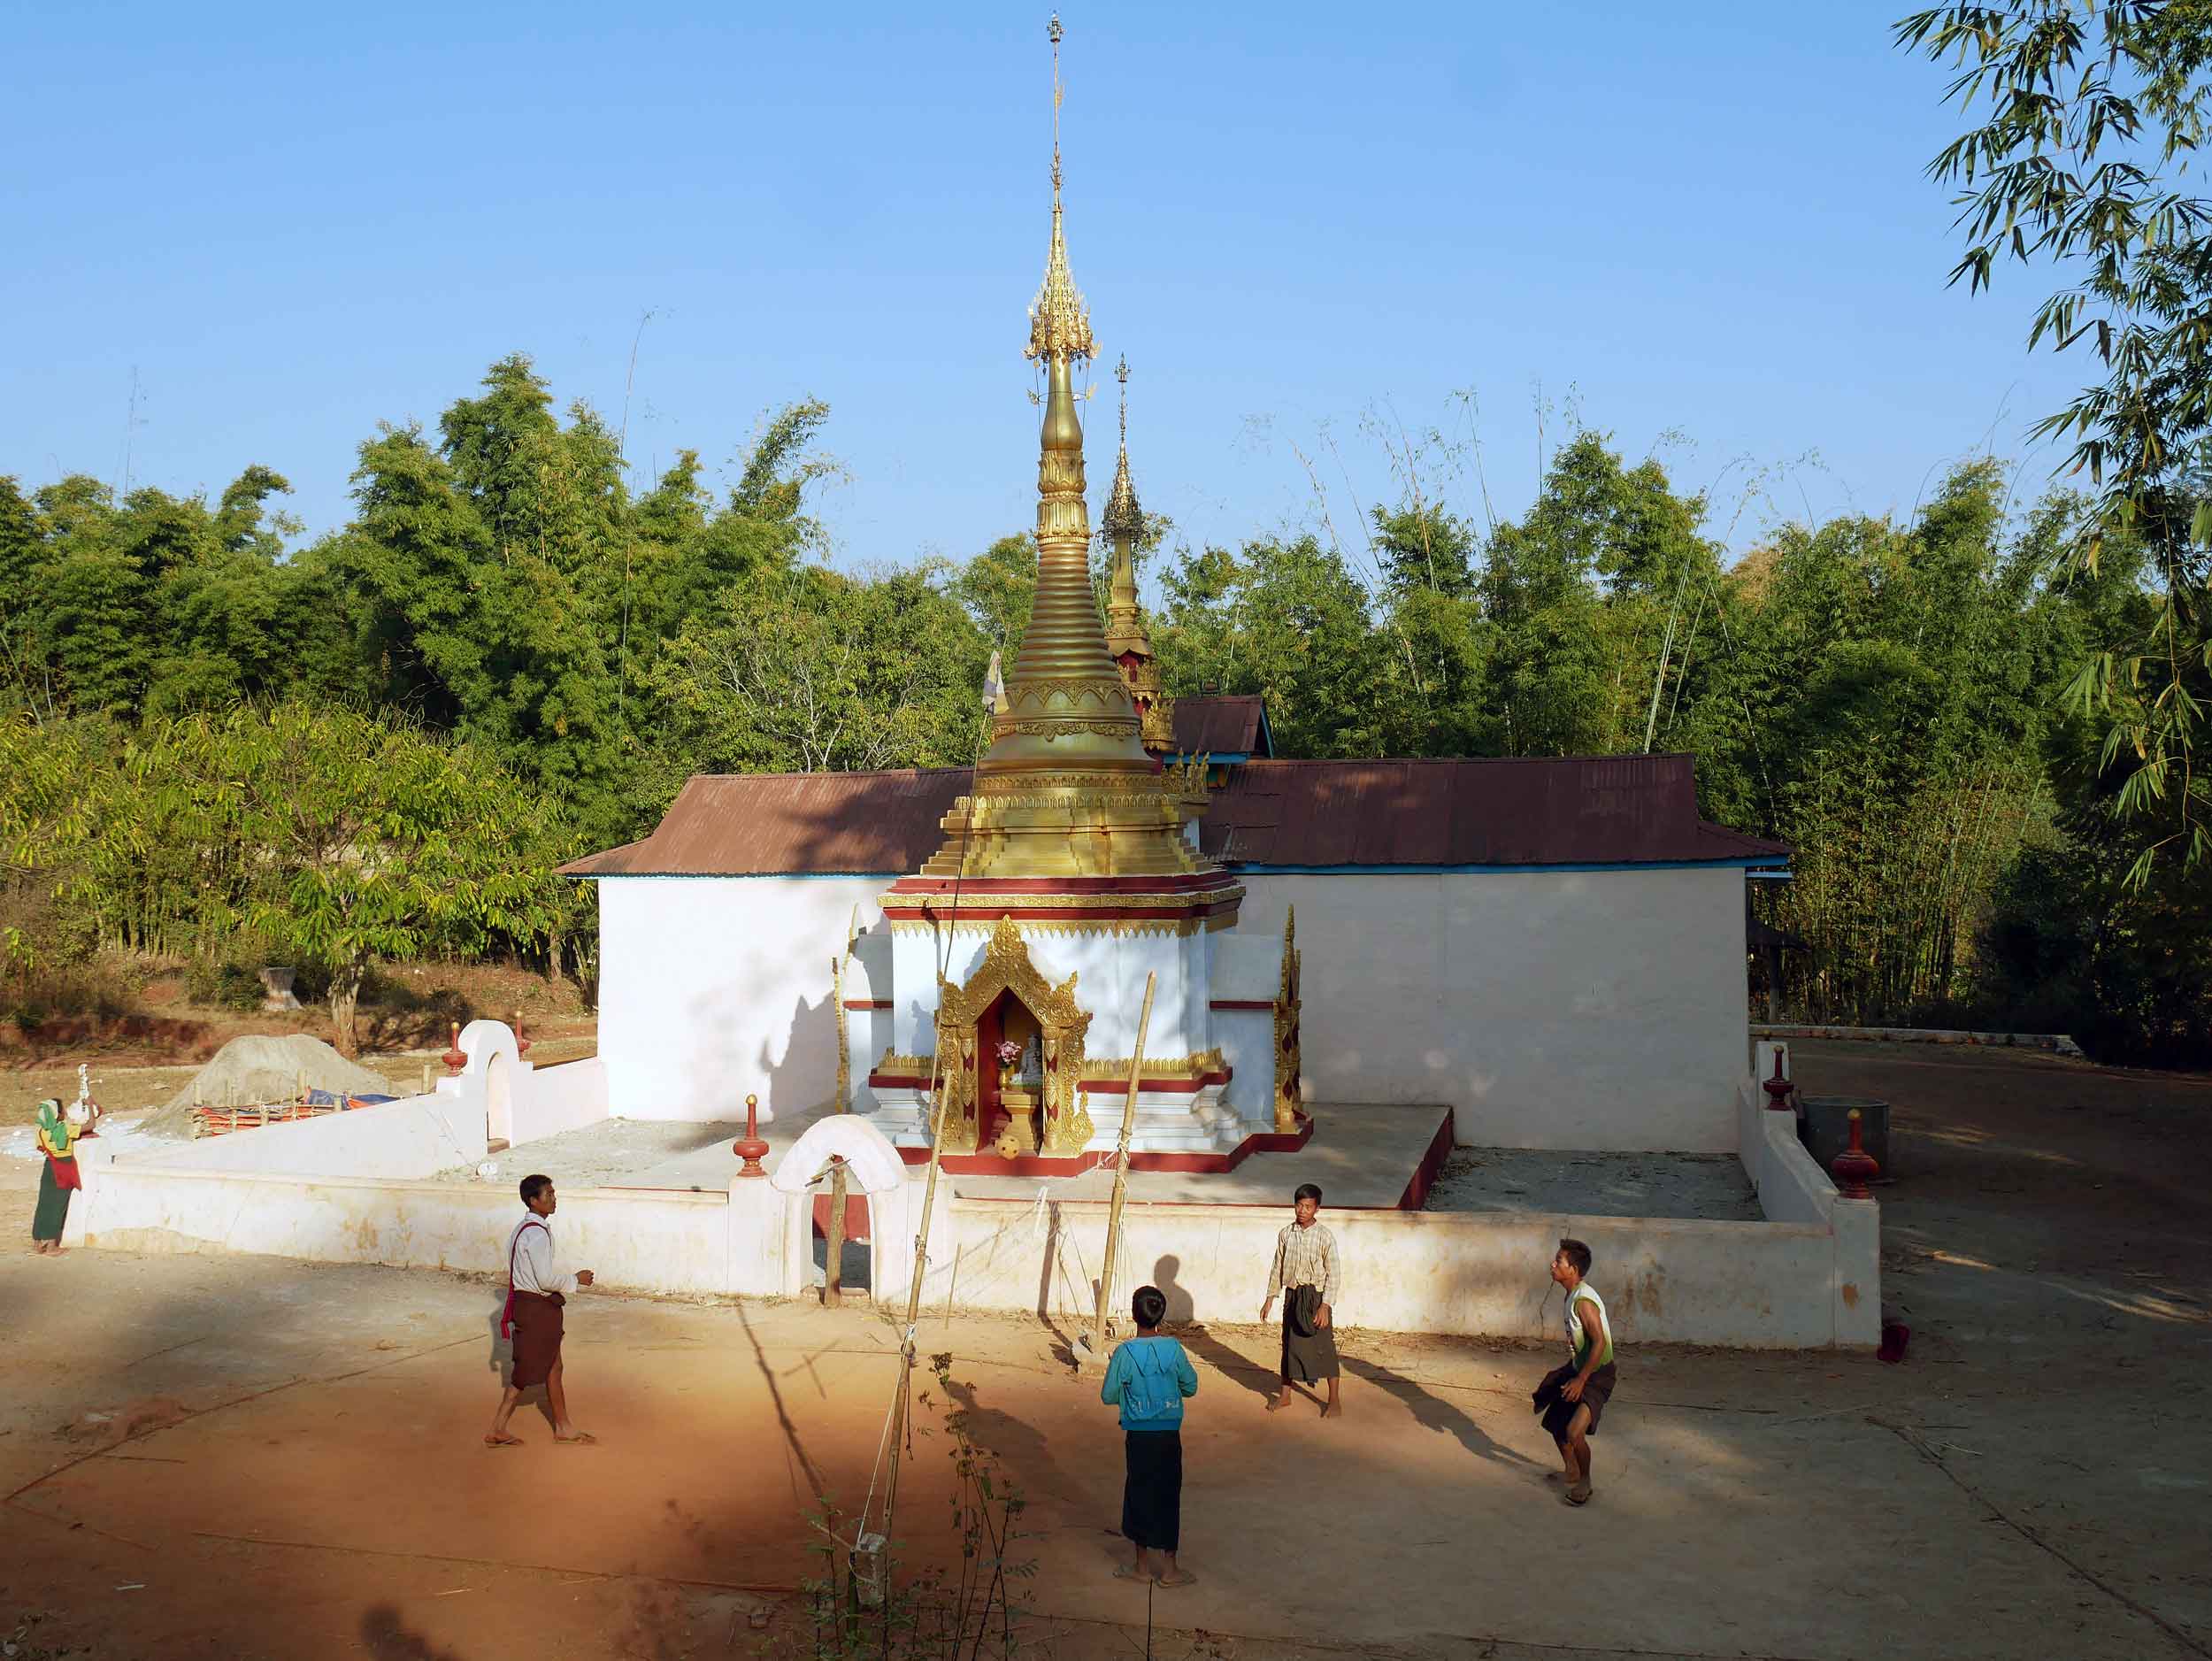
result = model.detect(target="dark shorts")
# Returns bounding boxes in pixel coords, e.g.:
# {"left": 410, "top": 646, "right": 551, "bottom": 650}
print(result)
{"left": 1536, "top": 1362, "right": 1616, "bottom": 1442}
{"left": 1121, "top": 1428, "right": 1183, "bottom": 1552}
{"left": 510, "top": 1290, "right": 565, "bottom": 1389}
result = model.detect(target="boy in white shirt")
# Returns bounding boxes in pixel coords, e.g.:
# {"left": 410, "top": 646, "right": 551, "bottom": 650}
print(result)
{"left": 487, "top": 1174, "right": 596, "bottom": 1448}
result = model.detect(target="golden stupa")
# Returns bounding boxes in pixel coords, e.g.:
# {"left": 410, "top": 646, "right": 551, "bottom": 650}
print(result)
{"left": 897, "top": 17, "right": 1225, "bottom": 892}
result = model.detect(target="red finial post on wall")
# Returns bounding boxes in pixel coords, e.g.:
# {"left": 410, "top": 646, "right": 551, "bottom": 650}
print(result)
{"left": 442, "top": 1022, "right": 467, "bottom": 1074}
{"left": 733, "top": 1094, "right": 769, "bottom": 1178}
{"left": 512, "top": 1009, "right": 531, "bottom": 1057}
{"left": 1830, "top": 1108, "right": 1881, "bottom": 1199}
{"left": 1762, "top": 1049, "right": 1793, "bottom": 1112}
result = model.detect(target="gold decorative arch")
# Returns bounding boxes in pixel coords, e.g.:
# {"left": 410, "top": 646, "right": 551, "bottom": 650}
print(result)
{"left": 933, "top": 915, "right": 1096, "bottom": 1155}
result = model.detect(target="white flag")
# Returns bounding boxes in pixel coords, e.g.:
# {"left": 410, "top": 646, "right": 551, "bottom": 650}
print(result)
{"left": 982, "top": 650, "right": 1008, "bottom": 714}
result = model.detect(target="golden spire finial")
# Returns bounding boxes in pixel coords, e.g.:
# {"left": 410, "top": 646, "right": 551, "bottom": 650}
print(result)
{"left": 1026, "top": 12, "right": 1094, "bottom": 365}
{"left": 1102, "top": 353, "right": 1142, "bottom": 548}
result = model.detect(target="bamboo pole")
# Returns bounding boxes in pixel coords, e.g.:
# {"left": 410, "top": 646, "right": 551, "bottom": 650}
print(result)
{"left": 1082, "top": 971, "right": 1156, "bottom": 1365}
{"left": 824, "top": 1156, "right": 849, "bottom": 1308}
{"left": 876, "top": 1034, "right": 957, "bottom": 1562}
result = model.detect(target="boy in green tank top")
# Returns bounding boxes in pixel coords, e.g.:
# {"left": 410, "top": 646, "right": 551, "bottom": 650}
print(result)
{"left": 1534, "top": 1236, "right": 1616, "bottom": 1506}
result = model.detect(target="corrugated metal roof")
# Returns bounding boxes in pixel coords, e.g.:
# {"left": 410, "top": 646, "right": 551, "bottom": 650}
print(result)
{"left": 561, "top": 753, "right": 1789, "bottom": 878}
{"left": 1198, "top": 756, "right": 1791, "bottom": 869}
{"left": 560, "top": 770, "right": 970, "bottom": 877}
{"left": 1171, "top": 696, "right": 1271, "bottom": 758}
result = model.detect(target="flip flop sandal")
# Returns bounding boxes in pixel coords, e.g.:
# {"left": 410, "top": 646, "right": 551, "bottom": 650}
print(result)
{"left": 484, "top": 1435, "right": 524, "bottom": 1450}
{"left": 1111, "top": 1566, "right": 1151, "bottom": 1583}
{"left": 1565, "top": 1482, "right": 1593, "bottom": 1505}
{"left": 554, "top": 1431, "right": 601, "bottom": 1445}
{"left": 1156, "top": 1573, "right": 1197, "bottom": 1588}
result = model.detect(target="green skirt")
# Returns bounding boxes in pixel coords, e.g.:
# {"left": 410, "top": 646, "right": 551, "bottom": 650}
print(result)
{"left": 32, "top": 1159, "right": 72, "bottom": 1242}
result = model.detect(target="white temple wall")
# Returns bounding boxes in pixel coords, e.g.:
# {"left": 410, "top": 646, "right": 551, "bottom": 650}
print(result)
{"left": 1211, "top": 1005, "right": 1274, "bottom": 1123}
{"left": 594, "top": 865, "right": 1749, "bottom": 1141}
{"left": 1233, "top": 867, "right": 1748, "bottom": 1152}
{"left": 595, "top": 876, "right": 885, "bottom": 1122}
{"left": 886, "top": 923, "right": 1207, "bottom": 1061}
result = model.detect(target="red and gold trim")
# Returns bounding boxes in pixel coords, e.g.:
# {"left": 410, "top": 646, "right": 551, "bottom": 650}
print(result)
{"left": 889, "top": 1111, "right": 1316, "bottom": 1177}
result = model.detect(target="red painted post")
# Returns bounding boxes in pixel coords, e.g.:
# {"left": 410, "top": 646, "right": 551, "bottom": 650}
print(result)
{"left": 1830, "top": 1107, "right": 1881, "bottom": 1198}
{"left": 512, "top": 1009, "right": 532, "bottom": 1057}
{"left": 442, "top": 1022, "right": 468, "bottom": 1074}
{"left": 1762, "top": 1049, "right": 1794, "bottom": 1112}
{"left": 733, "top": 1093, "right": 770, "bottom": 1178}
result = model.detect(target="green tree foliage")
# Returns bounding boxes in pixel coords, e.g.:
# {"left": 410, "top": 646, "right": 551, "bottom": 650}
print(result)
{"left": 5, "top": 343, "right": 2203, "bottom": 1059}
{"left": 647, "top": 560, "right": 989, "bottom": 781}
{"left": 1900, "top": 2, "right": 2212, "bottom": 880}
{"left": 1156, "top": 533, "right": 1404, "bottom": 757}
{"left": 230, "top": 704, "right": 567, "bottom": 1055}
{"left": 0, "top": 705, "right": 567, "bottom": 1053}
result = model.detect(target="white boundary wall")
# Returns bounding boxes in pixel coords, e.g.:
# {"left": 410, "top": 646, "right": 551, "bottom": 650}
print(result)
{"left": 67, "top": 1061, "right": 1878, "bottom": 1349}
{"left": 590, "top": 865, "right": 1752, "bottom": 1151}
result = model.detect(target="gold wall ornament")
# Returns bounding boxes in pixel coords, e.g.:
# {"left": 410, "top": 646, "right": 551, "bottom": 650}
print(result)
{"left": 991, "top": 719, "right": 1145, "bottom": 741}
{"left": 931, "top": 916, "right": 1096, "bottom": 1155}
{"left": 1274, "top": 907, "right": 1304, "bottom": 1133}
{"left": 1075, "top": 1047, "right": 1226, "bottom": 1087}
{"left": 887, "top": 915, "right": 1197, "bottom": 939}
{"left": 1007, "top": 675, "right": 1128, "bottom": 708}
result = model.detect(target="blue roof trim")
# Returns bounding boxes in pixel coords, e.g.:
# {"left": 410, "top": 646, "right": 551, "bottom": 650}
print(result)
{"left": 1226, "top": 856, "right": 1792, "bottom": 875}
{"left": 572, "top": 871, "right": 900, "bottom": 880}
{"left": 577, "top": 857, "right": 1792, "bottom": 880}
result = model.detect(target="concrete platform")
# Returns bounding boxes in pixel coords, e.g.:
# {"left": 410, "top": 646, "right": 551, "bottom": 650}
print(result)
{"left": 1425, "top": 1147, "right": 1761, "bottom": 1221}
{"left": 436, "top": 1101, "right": 1455, "bottom": 1211}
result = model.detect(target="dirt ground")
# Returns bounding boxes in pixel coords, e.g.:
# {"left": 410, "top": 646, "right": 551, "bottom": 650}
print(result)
{"left": 0, "top": 1040, "right": 2206, "bottom": 1661}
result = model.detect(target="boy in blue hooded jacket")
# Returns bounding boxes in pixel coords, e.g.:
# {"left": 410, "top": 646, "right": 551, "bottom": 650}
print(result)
{"left": 1100, "top": 1284, "right": 1200, "bottom": 1586}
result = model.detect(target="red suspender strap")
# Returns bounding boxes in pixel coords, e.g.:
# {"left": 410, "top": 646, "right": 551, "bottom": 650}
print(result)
{"left": 499, "top": 1219, "right": 548, "bottom": 1340}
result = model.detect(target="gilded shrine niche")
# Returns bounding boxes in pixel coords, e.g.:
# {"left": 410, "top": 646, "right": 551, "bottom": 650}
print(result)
{"left": 932, "top": 917, "right": 1097, "bottom": 1156}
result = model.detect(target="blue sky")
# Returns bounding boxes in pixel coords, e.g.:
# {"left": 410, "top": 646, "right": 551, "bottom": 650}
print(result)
{"left": 3, "top": 2, "right": 2085, "bottom": 575}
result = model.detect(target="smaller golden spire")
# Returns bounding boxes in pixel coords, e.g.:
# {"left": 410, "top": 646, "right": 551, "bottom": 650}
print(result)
{"left": 1100, "top": 355, "right": 1174, "bottom": 755}
{"left": 1102, "top": 354, "right": 1142, "bottom": 548}
{"left": 1026, "top": 14, "right": 1094, "bottom": 365}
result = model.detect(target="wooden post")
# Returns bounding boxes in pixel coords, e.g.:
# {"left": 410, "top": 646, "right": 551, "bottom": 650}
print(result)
{"left": 1087, "top": 972, "right": 1157, "bottom": 1364}
{"left": 824, "top": 1155, "right": 849, "bottom": 1307}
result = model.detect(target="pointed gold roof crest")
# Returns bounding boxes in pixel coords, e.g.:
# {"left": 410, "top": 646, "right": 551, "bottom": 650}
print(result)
{"left": 1026, "top": 15, "right": 1095, "bottom": 366}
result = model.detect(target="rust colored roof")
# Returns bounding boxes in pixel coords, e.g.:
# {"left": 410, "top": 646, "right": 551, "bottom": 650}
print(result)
{"left": 560, "top": 770, "right": 970, "bottom": 877}
{"left": 563, "top": 752, "right": 1788, "bottom": 878}
{"left": 1170, "top": 695, "right": 1272, "bottom": 758}
{"left": 1195, "top": 756, "right": 1791, "bottom": 870}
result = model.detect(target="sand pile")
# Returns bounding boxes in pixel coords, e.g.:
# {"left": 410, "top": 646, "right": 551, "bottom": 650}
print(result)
{"left": 141, "top": 1034, "right": 405, "bottom": 1138}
